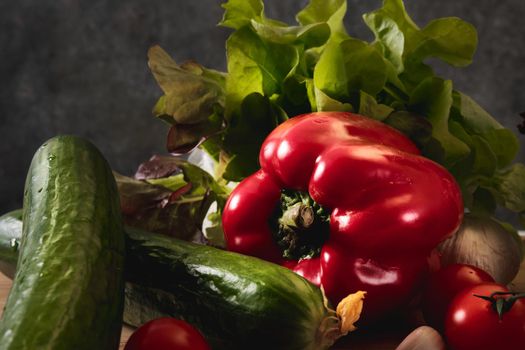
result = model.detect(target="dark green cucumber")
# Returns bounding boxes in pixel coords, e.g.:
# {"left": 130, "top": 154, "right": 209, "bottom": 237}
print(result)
{"left": 0, "top": 210, "right": 22, "bottom": 279}
{"left": 124, "top": 228, "right": 342, "bottom": 350}
{"left": 0, "top": 136, "right": 125, "bottom": 350}
{"left": 0, "top": 211, "right": 343, "bottom": 350}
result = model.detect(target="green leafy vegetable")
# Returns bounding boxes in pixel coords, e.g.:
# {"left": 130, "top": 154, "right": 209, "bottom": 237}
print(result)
{"left": 308, "top": 82, "right": 353, "bottom": 112}
{"left": 409, "top": 77, "right": 470, "bottom": 166}
{"left": 222, "top": 93, "right": 277, "bottom": 179}
{"left": 220, "top": 0, "right": 264, "bottom": 30}
{"left": 250, "top": 20, "right": 330, "bottom": 48}
{"left": 296, "top": 0, "right": 348, "bottom": 42}
{"left": 313, "top": 40, "right": 349, "bottom": 100}
{"left": 146, "top": 174, "right": 186, "bottom": 192}
{"left": 147, "top": 0, "right": 525, "bottom": 231}
{"left": 149, "top": 46, "right": 226, "bottom": 124}
{"left": 363, "top": 11, "right": 405, "bottom": 73}
{"left": 359, "top": 91, "right": 394, "bottom": 121}
{"left": 115, "top": 156, "right": 229, "bottom": 243}
{"left": 224, "top": 26, "right": 299, "bottom": 112}
{"left": 148, "top": 46, "right": 226, "bottom": 153}
{"left": 415, "top": 17, "right": 477, "bottom": 67}
{"left": 492, "top": 164, "right": 525, "bottom": 213}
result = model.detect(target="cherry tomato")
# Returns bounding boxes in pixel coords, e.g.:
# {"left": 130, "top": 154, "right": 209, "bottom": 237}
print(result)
{"left": 445, "top": 283, "right": 525, "bottom": 350}
{"left": 421, "top": 263, "right": 494, "bottom": 331}
{"left": 124, "top": 318, "right": 211, "bottom": 350}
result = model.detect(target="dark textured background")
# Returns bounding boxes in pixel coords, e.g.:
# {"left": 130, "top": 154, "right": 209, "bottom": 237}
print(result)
{"left": 1, "top": 0, "right": 524, "bottom": 213}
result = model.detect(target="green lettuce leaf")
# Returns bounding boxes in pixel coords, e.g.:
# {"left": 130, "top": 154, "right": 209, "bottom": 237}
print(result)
{"left": 296, "top": 0, "right": 348, "bottom": 42}
{"left": 146, "top": 174, "right": 187, "bottom": 192}
{"left": 368, "top": 0, "right": 422, "bottom": 54}
{"left": 314, "top": 38, "right": 389, "bottom": 100}
{"left": 313, "top": 40, "right": 348, "bottom": 100}
{"left": 363, "top": 10, "right": 405, "bottom": 73}
{"left": 493, "top": 164, "right": 525, "bottom": 213}
{"left": 225, "top": 26, "right": 299, "bottom": 114}
{"left": 204, "top": 211, "right": 227, "bottom": 248}
{"left": 359, "top": 91, "right": 394, "bottom": 121}
{"left": 250, "top": 20, "right": 330, "bottom": 48}
{"left": 222, "top": 93, "right": 281, "bottom": 180}
{"left": 365, "top": 0, "right": 477, "bottom": 91}
{"left": 478, "top": 129, "right": 519, "bottom": 169}
{"left": 220, "top": 0, "right": 264, "bottom": 29}
{"left": 413, "top": 17, "right": 477, "bottom": 67}
{"left": 409, "top": 77, "right": 470, "bottom": 166}
{"left": 453, "top": 91, "right": 504, "bottom": 131}
{"left": 306, "top": 79, "right": 353, "bottom": 112}
{"left": 451, "top": 91, "right": 519, "bottom": 169}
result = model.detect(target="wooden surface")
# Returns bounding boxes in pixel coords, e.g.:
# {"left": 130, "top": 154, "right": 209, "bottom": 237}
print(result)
{"left": 1, "top": 246, "right": 524, "bottom": 350}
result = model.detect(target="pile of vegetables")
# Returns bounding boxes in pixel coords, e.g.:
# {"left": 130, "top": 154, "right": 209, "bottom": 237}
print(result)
{"left": 222, "top": 111, "right": 463, "bottom": 324}
{"left": 0, "top": 0, "right": 524, "bottom": 349}
{"left": 145, "top": 0, "right": 525, "bottom": 344}
{"left": 150, "top": 0, "right": 525, "bottom": 230}
{"left": 0, "top": 137, "right": 364, "bottom": 350}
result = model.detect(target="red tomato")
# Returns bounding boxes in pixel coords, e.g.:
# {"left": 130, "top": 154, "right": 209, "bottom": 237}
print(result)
{"left": 421, "top": 263, "right": 494, "bottom": 331}
{"left": 445, "top": 283, "right": 525, "bottom": 350}
{"left": 124, "top": 318, "right": 211, "bottom": 350}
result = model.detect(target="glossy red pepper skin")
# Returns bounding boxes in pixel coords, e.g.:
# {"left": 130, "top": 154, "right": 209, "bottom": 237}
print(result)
{"left": 222, "top": 112, "right": 463, "bottom": 323}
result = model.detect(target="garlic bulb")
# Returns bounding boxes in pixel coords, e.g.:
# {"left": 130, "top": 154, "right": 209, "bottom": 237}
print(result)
{"left": 395, "top": 326, "right": 445, "bottom": 350}
{"left": 438, "top": 214, "right": 523, "bottom": 285}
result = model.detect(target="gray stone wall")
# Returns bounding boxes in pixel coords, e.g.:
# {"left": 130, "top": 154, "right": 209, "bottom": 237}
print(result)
{"left": 1, "top": 0, "right": 524, "bottom": 213}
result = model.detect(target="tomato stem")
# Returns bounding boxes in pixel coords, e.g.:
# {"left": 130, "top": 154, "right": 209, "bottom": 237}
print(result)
{"left": 473, "top": 291, "right": 525, "bottom": 320}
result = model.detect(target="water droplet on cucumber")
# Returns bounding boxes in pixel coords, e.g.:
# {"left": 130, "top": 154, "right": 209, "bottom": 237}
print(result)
{"left": 10, "top": 238, "right": 19, "bottom": 250}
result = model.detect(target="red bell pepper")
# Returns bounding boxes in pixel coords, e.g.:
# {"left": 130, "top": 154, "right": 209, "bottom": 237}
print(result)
{"left": 222, "top": 112, "right": 463, "bottom": 323}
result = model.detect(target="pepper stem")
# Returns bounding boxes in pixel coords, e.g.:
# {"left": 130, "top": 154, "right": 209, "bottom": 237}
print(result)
{"left": 270, "top": 190, "right": 330, "bottom": 260}
{"left": 279, "top": 202, "right": 315, "bottom": 230}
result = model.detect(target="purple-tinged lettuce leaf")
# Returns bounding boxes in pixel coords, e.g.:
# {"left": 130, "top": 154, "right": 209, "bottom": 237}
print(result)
{"left": 114, "top": 172, "right": 172, "bottom": 216}
{"left": 148, "top": 46, "right": 225, "bottom": 125}
{"left": 148, "top": 46, "right": 226, "bottom": 154}
{"left": 115, "top": 155, "right": 229, "bottom": 245}
{"left": 135, "top": 154, "right": 183, "bottom": 180}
